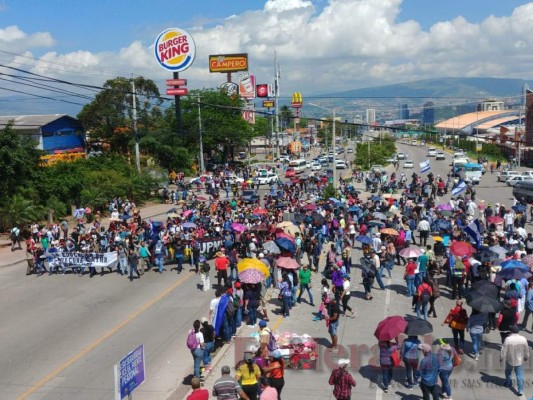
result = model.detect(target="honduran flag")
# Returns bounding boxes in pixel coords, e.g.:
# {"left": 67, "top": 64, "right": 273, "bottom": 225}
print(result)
{"left": 419, "top": 159, "right": 431, "bottom": 173}
{"left": 451, "top": 180, "right": 467, "bottom": 196}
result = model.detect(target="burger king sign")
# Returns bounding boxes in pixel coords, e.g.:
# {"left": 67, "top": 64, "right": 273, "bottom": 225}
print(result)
{"left": 154, "top": 28, "right": 196, "bottom": 72}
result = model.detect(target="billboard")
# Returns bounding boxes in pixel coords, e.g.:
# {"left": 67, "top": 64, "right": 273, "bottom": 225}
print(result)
{"left": 242, "top": 107, "right": 255, "bottom": 124}
{"left": 238, "top": 72, "right": 256, "bottom": 99}
{"left": 154, "top": 28, "right": 196, "bottom": 72}
{"left": 220, "top": 82, "right": 239, "bottom": 97}
{"left": 209, "top": 53, "right": 248, "bottom": 73}
{"left": 262, "top": 100, "right": 275, "bottom": 108}
{"left": 256, "top": 84, "right": 269, "bottom": 98}
{"left": 291, "top": 92, "right": 303, "bottom": 108}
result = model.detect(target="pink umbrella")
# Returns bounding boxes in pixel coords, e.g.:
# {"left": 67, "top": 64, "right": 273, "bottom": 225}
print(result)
{"left": 238, "top": 268, "right": 264, "bottom": 284}
{"left": 437, "top": 204, "right": 453, "bottom": 211}
{"left": 231, "top": 222, "right": 247, "bottom": 233}
{"left": 276, "top": 231, "right": 296, "bottom": 243}
{"left": 302, "top": 203, "right": 317, "bottom": 211}
{"left": 196, "top": 195, "right": 207, "bottom": 201}
{"left": 182, "top": 210, "right": 192, "bottom": 218}
{"left": 276, "top": 257, "right": 300, "bottom": 270}
{"left": 253, "top": 208, "right": 268, "bottom": 215}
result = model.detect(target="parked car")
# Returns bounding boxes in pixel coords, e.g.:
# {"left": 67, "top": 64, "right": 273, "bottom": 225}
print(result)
{"left": 285, "top": 167, "right": 296, "bottom": 178}
{"left": 436, "top": 152, "right": 446, "bottom": 160}
{"left": 371, "top": 165, "right": 385, "bottom": 173}
{"left": 239, "top": 190, "right": 260, "bottom": 203}
{"left": 189, "top": 174, "right": 213, "bottom": 185}
{"left": 506, "top": 175, "right": 533, "bottom": 187}
{"left": 403, "top": 160, "right": 414, "bottom": 169}
{"left": 396, "top": 152, "right": 406, "bottom": 160}
{"left": 514, "top": 181, "right": 533, "bottom": 203}
{"left": 497, "top": 170, "right": 520, "bottom": 182}
{"left": 335, "top": 160, "right": 347, "bottom": 169}
{"left": 224, "top": 174, "right": 244, "bottom": 184}
{"left": 347, "top": 148, "right": 354, "bottom": 153}
{"left": 255, "top": 173, "right": 278, "bottom": 185}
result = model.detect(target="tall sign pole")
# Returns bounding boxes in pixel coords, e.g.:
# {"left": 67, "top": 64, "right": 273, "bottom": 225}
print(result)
{"left": 154, "top": 28, "right": 196, "bottom": 139}
{"left": 274, "top": 52, "right": 280, "bottom": 158}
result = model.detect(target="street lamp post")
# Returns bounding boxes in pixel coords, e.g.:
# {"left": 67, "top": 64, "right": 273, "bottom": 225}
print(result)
{"left": 309, "top": 103, "right": 336, "bottom": 189}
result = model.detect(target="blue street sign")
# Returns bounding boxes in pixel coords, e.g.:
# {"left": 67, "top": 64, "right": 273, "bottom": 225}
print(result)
{"left": 115, "top": 344, "right": 145, "bottom": 399}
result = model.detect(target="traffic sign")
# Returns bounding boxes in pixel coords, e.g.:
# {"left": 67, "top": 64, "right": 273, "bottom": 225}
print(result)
{"left": 166, "top": 79, "right": 187, "bottom": 86}
{"left": 114, "top": 344, "right": 145, "bottom": 400}
{"left": 166, "top": 88, "right": 188, "bottom": 96}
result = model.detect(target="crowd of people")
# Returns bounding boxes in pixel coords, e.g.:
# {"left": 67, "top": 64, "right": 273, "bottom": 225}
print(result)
{"left": 12, "top": 156, "right": 533, "bottom": 400}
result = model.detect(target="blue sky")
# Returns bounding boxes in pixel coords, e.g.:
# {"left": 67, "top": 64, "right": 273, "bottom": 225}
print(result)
{"left": 0, "top": 0, "right": 531, "bottom": 114}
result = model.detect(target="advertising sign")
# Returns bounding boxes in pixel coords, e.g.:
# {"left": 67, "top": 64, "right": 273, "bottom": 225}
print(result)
{"left": 166, "top": 79, "right": 187, "bottom": 86}
{"left": 291, "top": 92, "right": 303, "bottom": 108}
{"left": 166, "top": 88, "right": 188, "bottom": 96}
{"left": 476, "top": 142, "right": 482, "bottom": 152}
{"left": 209, "top": 53, "right": 248, "bottom": 73}
{"left": 154, "top": 28, "right": 196, "bottom": 72}
{"left": 256, "top": 84, "right": 269, "bottom": 98}
{"left": 242, "top": 107, "right": 255, "bottom": 124}
{"left": 220, "top": 82, "right": 239, "bottom": 97}
{"left": 263, "top": 100, "right": 275, "bottom": 108}
{"left": 238, "top": 72, "right": 256, "bottom": 100}
{"left": 114, "top": 344, "right": 145, "bottom": 400}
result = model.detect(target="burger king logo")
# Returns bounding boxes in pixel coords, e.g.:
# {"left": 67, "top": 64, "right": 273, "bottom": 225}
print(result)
{"left": 154, "top": 28, "right": 196, "bottom": 72}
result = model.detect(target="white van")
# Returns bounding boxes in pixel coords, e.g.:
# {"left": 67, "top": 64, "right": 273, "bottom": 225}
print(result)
{"left": 288, "top": 159, "right": 307, "bottom": 174}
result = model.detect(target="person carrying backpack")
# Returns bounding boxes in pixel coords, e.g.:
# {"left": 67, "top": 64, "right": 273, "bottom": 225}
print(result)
{"left": 154, "top": 239, "right": 167, "bottom": 273}
{"left": 11, "top": 226, "right": 22, "bottom": 251}
{"left": 416, "top": 277, "right": 433, "bottom": 321}
{"left": 187, "top": 320, "right": 205, "bottom": 379}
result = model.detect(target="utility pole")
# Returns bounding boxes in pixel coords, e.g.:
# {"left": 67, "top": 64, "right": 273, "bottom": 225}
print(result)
{"left": 332, "top": 108, "right": 337, "bottom": 189}
{"left": 274, "top": 51, "right": 280, "bottom": 158}
{"left": 197, "top": 96, "right": 205, "bottom": 173}
{"left": 131, "top": 79, "right": 140, "bottom": 173}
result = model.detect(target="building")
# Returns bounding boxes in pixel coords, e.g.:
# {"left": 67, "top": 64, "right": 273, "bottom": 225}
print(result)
{"left": 0, "top": 114, "right": 85, "bottom": 153}
{"left": 422, "top": 102, "right": 435, "bottom": 125}
{"left": 477, "top": 98, "right": 505, "bottom": 111}
{"left": 366, "top": 109, "right": 376, "bottom": 125}
{"left": 435, "top": 110, "right": 520, "bottom": 136}
{"left": 399, "top": 103, "right": 409, "bottom": 119}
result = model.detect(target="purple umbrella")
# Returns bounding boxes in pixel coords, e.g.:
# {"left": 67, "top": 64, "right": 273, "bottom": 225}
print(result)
{"left": 437, "top": 204, "right": 453, "bottom": 211}
{"left": 231, "top": 222, "right": 247, "bottom": 233}
{"left": 238, "top": 268, "right": 264, "bottom": 284}
{"left": 182, "top": 222, "right": 197, "bottom": 229}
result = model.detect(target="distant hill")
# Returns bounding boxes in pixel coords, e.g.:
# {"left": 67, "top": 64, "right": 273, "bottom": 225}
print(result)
{"left": 327, "top": 77, "right": 529, "bottom": 100}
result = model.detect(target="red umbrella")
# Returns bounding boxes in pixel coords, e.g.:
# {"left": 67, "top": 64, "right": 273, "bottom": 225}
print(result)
{"left": 276, "top": 257, "right": 300, "bottom": 270}
{"left": 196, "top": 195, "right": 207, "bottom": 201}
{"left": 253, "top": 208, "right": 268, "bottom": 215}
{"left": 487, "top": 216, "right": 504, "bottom": 224}
{"left": 450, "top": 241, "right": 475, "bottom": 258}
{"left": 302, "top": 203, "right": 317, "bottom": 211}
{"left": 374, "top": 316, "right": 408, "bottom": 341}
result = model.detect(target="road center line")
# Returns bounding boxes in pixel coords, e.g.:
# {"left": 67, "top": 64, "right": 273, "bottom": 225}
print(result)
{"left": 16, "top": 273, "right": 194, "bottom": 400}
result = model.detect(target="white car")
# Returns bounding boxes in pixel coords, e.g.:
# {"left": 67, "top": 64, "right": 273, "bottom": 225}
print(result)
{"left": 427, "top": 148, "right": 437, "bottom": 157}
{"left": 396, "top": 152, "right": 406, "bottom": 160}
{"left": 403, "top": 160, "right": 414, "bottom": 168}
{"left": 311, "top": 162, "right": 322, "bottom": 171}
{"left": 436, "top": 152, "right": 446, "bottom": 160}
{"left": 335, "top": 160, "right": 347, "bottom": 169}
{"left": 305, "top": 161, "right": 313, "bottom": 169}
{"left": 190, "top": 174, "right": 213, "bottom": 185}
{"left": 255, "top": 173, "right": 278, "bottom": 185}
{"left": 506, "top": 175, "right": 533, "bottom": 187}
{"left": 224, "top": 174, "right": 244, "bottom": 184}
{"left": 498, "top": 170, "right": 520, "bottom": 182}
{"left": 347, "top": 148, "right": 354, "bottom": 153}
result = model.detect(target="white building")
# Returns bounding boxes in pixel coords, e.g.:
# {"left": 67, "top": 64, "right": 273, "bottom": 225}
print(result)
{"left": 366, "top": 109, "right": 376, "bottom": 125}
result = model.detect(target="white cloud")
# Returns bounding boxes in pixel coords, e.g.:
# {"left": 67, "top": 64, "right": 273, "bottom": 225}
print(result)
{"left": 0, "top": 0, "right": 533, "bottom": 108}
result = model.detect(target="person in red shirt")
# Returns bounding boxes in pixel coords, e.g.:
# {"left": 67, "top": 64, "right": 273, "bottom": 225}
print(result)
{"left": 186, "top": 377, "right": 209, "bottom": 400}
{"left": 215, "top": 251, "right": 229, "bottom": 289}
{"left": 415, "top": 278, "right": 433, "bottom": 320}
{"left": 404, "top": 258, "right": 417, "bottom": 297}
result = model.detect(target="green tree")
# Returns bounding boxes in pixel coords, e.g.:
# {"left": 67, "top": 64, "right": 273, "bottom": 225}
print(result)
{"left": 77, "top": 76, "right": 161, "bottom": 153}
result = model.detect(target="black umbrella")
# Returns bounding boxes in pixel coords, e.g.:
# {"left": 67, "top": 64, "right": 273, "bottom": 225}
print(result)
{"left": 470, "top": 279, "right": 499, "bottom": 295}
{"left": 293, "top": 213, "right": 306, "bottom": 224}
{"left": 312, "top": 214, "right": 325, "bottom": 226}
{"left": 404, "top": 318, "right": 433, "bottom": 336}
{"left": 476, "top": 250, "right": 500, "bottom": 264}
{"left": 466, "top": 294, "right": 502, "bottom": 313}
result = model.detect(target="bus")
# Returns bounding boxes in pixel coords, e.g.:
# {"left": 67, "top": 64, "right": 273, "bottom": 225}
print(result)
{"left": 288, "top": 159, "right": 307, "bottom": 174}
{"left": 464, "top": 163, "right": 482, "bottom": 184}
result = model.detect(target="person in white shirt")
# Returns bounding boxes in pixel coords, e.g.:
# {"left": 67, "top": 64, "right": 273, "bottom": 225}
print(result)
{"left": 504, "top": 209, "right": 515, "bottom": 237}
{"left": 417, "top": 218, "right": 431, "bottom": 246}
{"left": 501, "top": 325, "right": 529, "bottom": 396}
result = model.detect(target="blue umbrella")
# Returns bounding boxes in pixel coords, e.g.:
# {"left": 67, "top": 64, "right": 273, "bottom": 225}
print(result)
{"left": 167, "top": 208, "right": 178, "bottom": 213}
{"left": 500, "top": 259, "right": 529, "bottom": 271}
{"left": 329, "top": 197, "right": 341, "bottom": 203}
{"left": 275, "top": 237, "right": 296, "bottom": 254}
{"left": 499, "top": 268, "right": 531, "bottom": 280}
{"left": 356, "top": 235, "right": 373, "bottom": 245}
{"left": 512, "top": 204, "right": 527, "bottom": 213}
{"left": 371, "top": 195, "right": 381, "bottom": 202}
{"left": 368, "top": 220, "right": 385, "bottom": 228}
{"left": 348, "top": 206, "right": 360, "bottom": 212}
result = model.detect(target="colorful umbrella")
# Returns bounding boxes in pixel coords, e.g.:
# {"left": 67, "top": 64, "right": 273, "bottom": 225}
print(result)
{"left": 276, "top": 257, "right": 300, "bottom": 270}
{"left": 182, "top": 222, "right": 197, "bottom": 229}
{"left": 196, "top": 195, "right": 207, "bottom": 201}
{"left": 231, "top": 222, "right": 247, "bottom": 233}
{"left": 239, "top": 268, "right": 265, "bottom": 284}
{"left": 498, "top": 268, "right": 532, "bottom": 280}
{"left": 276, "top": 237, "right": 296, "bottom": 253}
{"left": 237, "top": 258, "right": 270, "bottom": 277}
{"left": 450, "top": 241, "right": 476, "bottom": 258}
{"left": 522, "top": 254, "right": 533, "bottom": 269}
{"left": 433, "top": 236, "right": 443, "bottom": 242}
{"left": 373, "top": 212, "right": 387, "bottom": 220}
{"left": 380, "top": 228, "right": 399, "bottom": 236}
{"left": 399, "top": 246, "right": 424, "bottom": 258}
{"left": 501, "top": 259, "right": 530, "bottom": 272}
{"left": 374, "top": 316, "right": 408, "bottom": 341}
{"left": 276, "top": 222, "right": 301, "bottom": 237}
{"left": 437, "top": 204, "right": 453, "bottom": 211}
{"left": 276, "top": 231, "right": 296, "bottom": 243}
{"left": 182, "top": 210, "right": 192, "bottom": 218}
{"left": 487, "top": 216, "right": 504, "bottom": 224}
{"left": 368, "top": 220, "right": 385, "bottom": 228}
{"left": 249, "top": 224, "right": 268, "bottom": 232}
{"left": 253, "top": 208, "right": 268, "bottom": 215}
